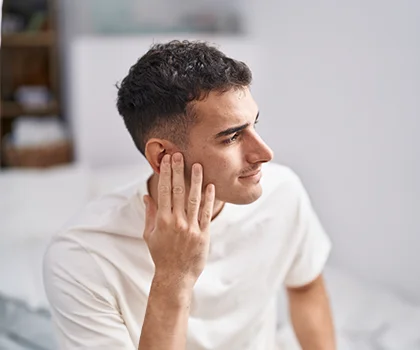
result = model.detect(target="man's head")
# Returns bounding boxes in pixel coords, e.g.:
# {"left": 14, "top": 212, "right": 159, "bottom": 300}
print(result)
{"left": 117, "top": 40, "right": 273, "bottom": 204}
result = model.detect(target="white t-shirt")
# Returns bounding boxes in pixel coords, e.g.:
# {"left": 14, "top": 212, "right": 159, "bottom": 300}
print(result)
{"left": 43, "top": 162, "right": 331, "bottom": 350}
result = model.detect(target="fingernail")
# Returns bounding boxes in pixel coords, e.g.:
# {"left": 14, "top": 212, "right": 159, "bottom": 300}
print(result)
{"left": 194, "top": 163, "right": 201, "bottom": 175}
{"left": 173, "top": 153, "right": 182, "bottom": 163}
{"left": 163, "top": 155, "right": 170, "bottom": 164}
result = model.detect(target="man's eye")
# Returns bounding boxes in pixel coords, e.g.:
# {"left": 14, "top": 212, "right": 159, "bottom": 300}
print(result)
{"left": 223, "top": 133, "right": 240, "bottom": 144}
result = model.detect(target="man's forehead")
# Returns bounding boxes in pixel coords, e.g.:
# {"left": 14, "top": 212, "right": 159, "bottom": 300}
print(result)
{"left": 194, "top": 88, "right": 256, "bottom": 124}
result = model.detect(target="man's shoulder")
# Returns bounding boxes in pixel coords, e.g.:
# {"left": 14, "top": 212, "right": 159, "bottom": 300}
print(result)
{"left": 49, "top": 179, "right": 146, "bottom": 253}
{"left": 43, "top": 177, "right": 152, "bottom": 295}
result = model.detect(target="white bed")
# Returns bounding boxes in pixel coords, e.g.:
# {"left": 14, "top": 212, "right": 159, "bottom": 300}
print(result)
{"left": 1, "top": 164, "right": 420, "bottom": 349}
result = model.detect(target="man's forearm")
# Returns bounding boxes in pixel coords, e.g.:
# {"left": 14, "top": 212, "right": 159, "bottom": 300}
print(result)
{"left": 287, "top": 275, "right": 336, "bottom": 350}
{"left": 138, "top": 274, "right": 193, "bottom": 350}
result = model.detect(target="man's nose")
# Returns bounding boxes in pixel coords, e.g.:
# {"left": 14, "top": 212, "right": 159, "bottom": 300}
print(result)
{"left": 246, "top": 132, "right": 274, "bottom": 164}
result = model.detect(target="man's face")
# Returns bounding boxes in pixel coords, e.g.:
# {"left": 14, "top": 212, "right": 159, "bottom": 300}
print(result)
{"left": 183, "top": 88, "right": 274, "bottom": 205}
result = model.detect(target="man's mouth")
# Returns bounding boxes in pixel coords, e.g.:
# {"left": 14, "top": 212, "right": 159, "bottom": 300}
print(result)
{"left": 239, "top": 168, "right": 261, "bottom": 178}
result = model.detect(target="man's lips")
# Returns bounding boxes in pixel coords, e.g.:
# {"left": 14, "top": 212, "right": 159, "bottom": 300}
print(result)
{"left": 239, "top": 168, "right": 261, "bottom": 178}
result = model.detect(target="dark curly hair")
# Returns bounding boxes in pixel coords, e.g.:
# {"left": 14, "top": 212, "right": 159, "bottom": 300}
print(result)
{"left": 116, "top": 40, "right": 252, "bottom": 156}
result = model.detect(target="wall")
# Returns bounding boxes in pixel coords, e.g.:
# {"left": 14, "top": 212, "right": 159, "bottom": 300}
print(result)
{"left": 251, "top": 0, "right": 420, "bottom": 302}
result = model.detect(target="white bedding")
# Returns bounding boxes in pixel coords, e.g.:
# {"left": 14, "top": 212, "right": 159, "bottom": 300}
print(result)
{"left": 0, "top": 296, "right": 56, "bottom": 350}
{"left": 1, "top": 164, "right": 419, "bottom": 349}
{"left": 277, "top": 266, "right": 420, "bottom": 349}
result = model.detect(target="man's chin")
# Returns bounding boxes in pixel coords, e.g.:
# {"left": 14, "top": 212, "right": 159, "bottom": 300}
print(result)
{"left": 226, "top": 185, "right": 263, "bottom": 205}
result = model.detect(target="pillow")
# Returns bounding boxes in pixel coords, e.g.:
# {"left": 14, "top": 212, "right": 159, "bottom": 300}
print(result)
{"left": 0, "top": 163, "right": 90, "bottom": 242}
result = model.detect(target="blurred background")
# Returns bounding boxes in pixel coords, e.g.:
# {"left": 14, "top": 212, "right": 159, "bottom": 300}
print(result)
{"left": 0, "top": 0, "right": 419, "bottom": 349}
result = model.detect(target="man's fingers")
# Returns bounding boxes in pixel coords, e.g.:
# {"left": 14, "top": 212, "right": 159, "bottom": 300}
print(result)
{"left": 172, "top": 153, "right": 185, "bottom": 218}
{"left": 187, "top": 163, "right": 202, "bottom": 224}
{"left": 157, "top": 154, "right": 172, "bottom": 216}
{"left": 199, "top": 184, "right": 215, "bottom": 231}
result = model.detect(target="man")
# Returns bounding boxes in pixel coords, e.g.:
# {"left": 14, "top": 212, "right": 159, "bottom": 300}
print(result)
{"left": 43, "top": 40, "right": 336, "bottom": 349}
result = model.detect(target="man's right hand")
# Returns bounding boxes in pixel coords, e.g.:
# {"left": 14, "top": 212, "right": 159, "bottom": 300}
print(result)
{"left": 138, "top": 152, "right": 215, "bottom": 349}
{"left": 142, "top": 152, "right": 215, "bottom": 289}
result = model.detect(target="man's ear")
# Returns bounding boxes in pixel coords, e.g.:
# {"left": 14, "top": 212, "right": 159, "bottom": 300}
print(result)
{"left": 145, "top": 138, "right": 175, "bottom": 174}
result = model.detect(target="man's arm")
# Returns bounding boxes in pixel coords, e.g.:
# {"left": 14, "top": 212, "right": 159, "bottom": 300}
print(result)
{"left": 138, "top": 153, "right": 215, "bottom": 349}
{"left": 287, "top": 274, "right": 336, "bottom": 350}
{"left": 138, "top": 274, "right": 193, "bottom": 350}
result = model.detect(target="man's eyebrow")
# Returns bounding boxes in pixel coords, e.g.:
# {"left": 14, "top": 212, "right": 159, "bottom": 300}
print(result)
{"left": 214, "top": 112, "right": 260, "bottom": 139}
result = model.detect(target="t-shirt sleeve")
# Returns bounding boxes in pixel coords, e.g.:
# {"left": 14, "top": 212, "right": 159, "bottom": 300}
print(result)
{"left": 283, "top": 175, "right": 332, "bottom": 288}
{"left": 43, "top": 237, "right": 136, "bottom": 349}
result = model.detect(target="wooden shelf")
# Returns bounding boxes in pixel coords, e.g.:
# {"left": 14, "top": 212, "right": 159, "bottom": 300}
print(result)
{"left": 1, "top": 101, "right": 60, "bottom": 118}
{"left": 1, "top": 32, "right": 55, "bottom": 48}
{"left": 1, "top": 0, "right": 62, "bottom": 168}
